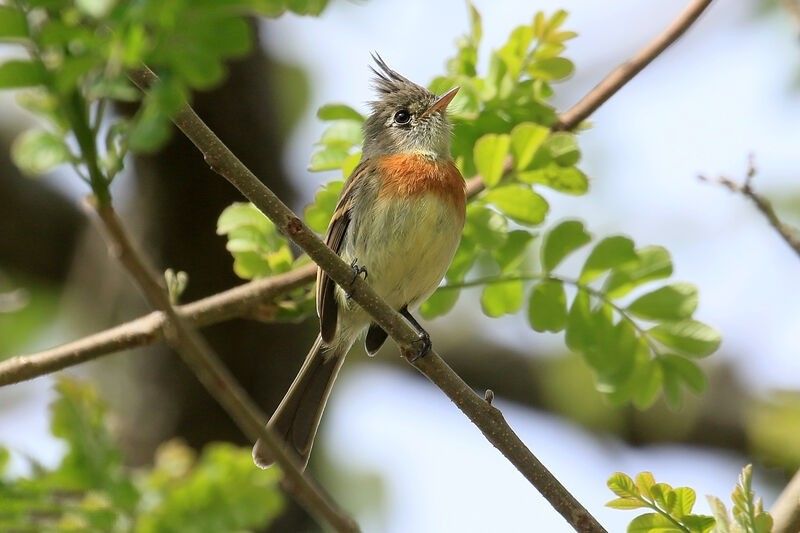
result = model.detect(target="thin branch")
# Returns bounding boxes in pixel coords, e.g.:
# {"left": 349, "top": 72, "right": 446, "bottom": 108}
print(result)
{"left": 0, "top": 264, "right": 315, "bottom": 387}
{"left": 698, "top": 157, "right": 800, "bottom": 259}
{"left": 128, "top": 67, "right": 607, "bottom": 533}
{"left": 772, "top": 469, "right": 800, "bottom": 533}
{"left": 90, "top": 202, "right": 358, "bottom": 533}
{"left": 554, "top": 0, "right": 714, "bottom": 131}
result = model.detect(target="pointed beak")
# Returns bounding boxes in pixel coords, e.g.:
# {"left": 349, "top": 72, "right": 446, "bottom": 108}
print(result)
{"left": 420, "top": 86, "right": 459, "bottom": 118}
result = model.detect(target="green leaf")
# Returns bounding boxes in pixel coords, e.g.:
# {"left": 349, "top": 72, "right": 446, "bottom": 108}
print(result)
{"left": 309, "top": 147, "right": 349, "bottom": 171}
{"left": 681, "top": 515, "right": 716, "bottom": 533}
{"left": 217, "top": 202, "right": 270, "bottom": 236}
{"left": 467, "top": 0, "right": 482, "bottom": 44}
{"left": 0, "top": 6, "right": 28, "bottom": 40}
{"left": 510, "top": 122, "right": 549, "bottom": 170}
{"left": 605, "top": 246, "right": 673, "bottom": 298}
{"left": 649, "top": 320, "right": 720, "bottom": 358}
{"left": 706, "top": 496, "right": 731, "bottom": 533}
{"left": 463, "top": 204, "right": 508, "bottom": 250}
{"left": 660, "top": 355, "right": 707, "bottom": 393}
{"left": 317, "top": 103, "right": 364, "bottom": 122}
{"left": 518, "top": 164, "right": 589, "bottom": 195}
{"left": 541, "top": 219, "right": 591, "bottom": 272}
{"left": 492, "top": 230, "right": 534, "bottom": 272}
{"left": 420, "top": 287, "right": 460, "bottom": 319}
{"left": 627, "top": 512, "right": 684, "bottom": 533}
{"left": 544, "top": 132, "right": 580, "bottom": 166}
{"left": 481, "top": 279, "right": 524, "bottom": 317}
{"left": 528, "top": 57, "right": 574, "bottom": 81}
{"left": 669, "top": 487, "right": 696, "bottom": 518}
{"left": 11, "top": 129, "right": 71, "bottom": 175}
{"left": 605, "top": 497, "right": 648, "bottom": 510}
{"left": 0, "top": 60, "right": 46, "bottom": 89}
{"left": 627, "top": 283, "right": 698, "bottom": 321}
{"left": 565, "top": 289, "right": 591, "bottom": 352}
{"left": 635, "top": 472, "right": 656, "bottom": 500}
{"left": 580, "top": 236, "right": 637, "bottom": 282}
{"left": 304, "top": 180, "right": 344, "bottom": 233}
{"left": 607, "top": 472, "right": 639, "bottom": 498}
{"left": 528, "top": 279, "right": 567, "bottom": 332}
{"left": 320, "top": 120, "right": 362, "bottom": 148}
{"left": 631, "top": 358, "right": 663, "bottom": 409}
{"left": 474, "top": 133, "right": 510, "bottom": 187}
{"left": 484, "top": 184, "right": 549, "bottom": 225}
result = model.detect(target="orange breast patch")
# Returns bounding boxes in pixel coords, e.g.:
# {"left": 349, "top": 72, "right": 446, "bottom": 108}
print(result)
{"left": 376, "top": 153, "right": 466, "bottom": 214}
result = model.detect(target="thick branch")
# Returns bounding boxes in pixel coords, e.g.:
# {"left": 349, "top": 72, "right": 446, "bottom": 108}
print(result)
{"left": 91, "top": 203, "right": 357, "bottom": 533}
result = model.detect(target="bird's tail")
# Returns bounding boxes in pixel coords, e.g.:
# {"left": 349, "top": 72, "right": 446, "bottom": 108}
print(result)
{"left": 252, "top": 335, "right": 348, "bottom": 470}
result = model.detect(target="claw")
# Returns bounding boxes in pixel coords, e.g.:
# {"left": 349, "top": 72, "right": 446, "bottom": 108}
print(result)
{"left": 347, "top": 259, "right": 368, "bottom": 300}
{"left": 408, "top": 329, "right": 432, "bottom": 362}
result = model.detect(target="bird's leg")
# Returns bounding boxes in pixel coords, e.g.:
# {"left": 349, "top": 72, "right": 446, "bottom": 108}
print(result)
{"left": 401, "top": 306, "right": 431, "bottom": 361}
{"left": 347, "top": 258, "right": 368, "bottom": 300}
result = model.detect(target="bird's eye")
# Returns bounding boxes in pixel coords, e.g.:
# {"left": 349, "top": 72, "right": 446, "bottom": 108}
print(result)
{"left": 394, "top": 109, "right": 411, "bottom": 125}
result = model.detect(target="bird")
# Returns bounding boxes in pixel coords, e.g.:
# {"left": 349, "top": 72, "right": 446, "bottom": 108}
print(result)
{"left": 253, "top": 54, "right": 466, "bottom": 470}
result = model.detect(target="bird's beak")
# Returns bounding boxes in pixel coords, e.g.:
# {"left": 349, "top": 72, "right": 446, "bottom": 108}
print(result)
{"left": 420, "top": 86, "right": 459, "bottom": 118}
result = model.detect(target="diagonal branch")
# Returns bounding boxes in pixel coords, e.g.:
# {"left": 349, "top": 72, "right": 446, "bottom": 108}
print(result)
{"left": 90, "top": 202, "right": 358, "bottom": 532}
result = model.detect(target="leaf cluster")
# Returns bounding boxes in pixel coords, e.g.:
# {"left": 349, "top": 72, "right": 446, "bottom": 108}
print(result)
{"left": 607, "top": 467, "right": 773, "bottom": 533}
{"left": 0, "top": 377, "right": 283, "bottom": 532}
{"left": 2, "top": 0, "right": 329, "bottom": 185}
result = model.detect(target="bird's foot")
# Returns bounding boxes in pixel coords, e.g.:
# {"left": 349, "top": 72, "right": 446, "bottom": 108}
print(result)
{"left": 347, "top": 259, "right": 368, "bottom": 300}
{"left": 408, "top": 328, "right": 432, "bottom": 362}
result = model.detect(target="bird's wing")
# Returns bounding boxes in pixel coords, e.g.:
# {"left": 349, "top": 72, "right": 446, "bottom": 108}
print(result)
{"left": 316, "top": 160, "right": 368, "bottom": 343}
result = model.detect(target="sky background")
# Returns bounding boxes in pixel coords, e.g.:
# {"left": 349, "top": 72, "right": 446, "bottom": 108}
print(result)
{"left": 1, "top": 0, "right": 798, "bottom": 531}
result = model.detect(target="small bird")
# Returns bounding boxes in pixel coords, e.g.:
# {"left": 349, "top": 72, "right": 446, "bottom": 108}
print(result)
{"left": 253, "top": 54, "right": 466, "bottom": 469}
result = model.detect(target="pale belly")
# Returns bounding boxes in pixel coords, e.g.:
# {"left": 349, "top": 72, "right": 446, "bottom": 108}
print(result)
{"left": 337, "top": 193, "right": 463, "bottom": 321}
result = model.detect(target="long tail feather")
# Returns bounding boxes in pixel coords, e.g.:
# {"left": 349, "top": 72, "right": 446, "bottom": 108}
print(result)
{"left": 252, "top": 335, "right": 348, "bottom": 470}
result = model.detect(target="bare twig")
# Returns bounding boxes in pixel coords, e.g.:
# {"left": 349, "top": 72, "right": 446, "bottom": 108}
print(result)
{"left": 699, "top": 157, "right": 800, "bottom": 259}
{"left": 90, "top": 203, "right": 358, "bottom": 532}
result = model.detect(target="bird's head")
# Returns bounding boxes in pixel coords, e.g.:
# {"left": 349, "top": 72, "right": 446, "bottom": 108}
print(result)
{"left": 362, "top": 54, "right": 459, "bottom": 160}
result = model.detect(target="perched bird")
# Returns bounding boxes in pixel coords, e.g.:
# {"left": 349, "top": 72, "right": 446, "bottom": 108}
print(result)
{"left": 253, "top": 54, "right": 466, "bottom": 469}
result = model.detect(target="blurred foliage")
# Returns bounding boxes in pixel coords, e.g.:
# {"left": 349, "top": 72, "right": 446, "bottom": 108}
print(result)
{"left": 219, "top": 5, "right": 720, "bottom": 409}
{"left": 746, "top": 391, "right": 800, "bottom": 470}
{"left": 0, "top": 271, "right": 59, "bottom": 359}
{"left": 0, "top": 377, "right": 283, "bottom": 532}
{"left": 607, "top": 466, "right": 772, "bottom": 533}
{"left": 0, "top": 0, "right": 329, "bottom": 195}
